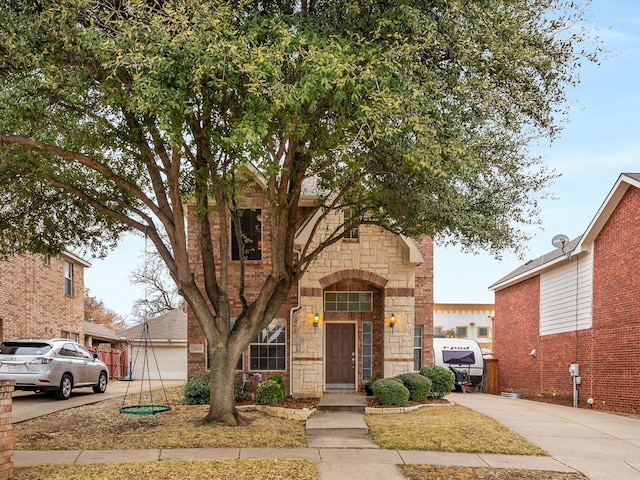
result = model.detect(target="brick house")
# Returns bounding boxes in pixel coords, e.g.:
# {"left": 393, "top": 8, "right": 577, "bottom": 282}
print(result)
{"left": 187, "top": 173, "right": 434, "bottom": 397}
{"left": 0, "top": 252, "right": 89, "bottom": 342}
{"left": 489, "top": 173, "right": 640, "bottom": 414}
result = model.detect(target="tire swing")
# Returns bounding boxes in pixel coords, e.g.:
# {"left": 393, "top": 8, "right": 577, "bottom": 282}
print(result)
{"left": 120, "top": 320, "right": 172, "bottom": 416}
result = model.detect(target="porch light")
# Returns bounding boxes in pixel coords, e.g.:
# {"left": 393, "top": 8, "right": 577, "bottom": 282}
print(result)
{"left": 313, "top": 313, "right": 319, "bottom": 333}
{"left": 389, "top": 313, "right": 396, "bottom": 333}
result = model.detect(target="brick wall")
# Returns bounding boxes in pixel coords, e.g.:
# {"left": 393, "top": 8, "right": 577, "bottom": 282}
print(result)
{"left": 590, "top": 186, "right": 640, "bottom": 413}
{"left": 494, "top": 276, "right": 541, "bottom": 394}
{"left": 0, "top": 380, "right": 14, "bottom": 480}
{"left": 414, "top": 237, "right": 434, "bottom": 367}
{"left": 494, "top": 184, "right": 640, "bottom": 413}
{"left": 0, "top": 254, "right": 85, "bottom": 342}
{"left": 186, "top": 183, "right": 434, "bottom": 396}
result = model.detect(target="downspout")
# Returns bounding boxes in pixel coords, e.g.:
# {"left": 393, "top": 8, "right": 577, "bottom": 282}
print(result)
{"left": 288, "top": 249, "right": 303, "bottom": 397}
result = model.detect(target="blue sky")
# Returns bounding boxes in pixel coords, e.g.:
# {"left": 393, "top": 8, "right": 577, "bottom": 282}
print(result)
{"left": 85, "top": 0, "right": 640, "bottom": 318}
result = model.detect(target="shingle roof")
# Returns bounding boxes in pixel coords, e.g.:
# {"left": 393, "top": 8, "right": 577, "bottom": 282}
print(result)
{"left": 118, "top": 309, "right": 187, "bottom": 342}
{"left": 84, "top": 321, "right": 122, "bottom": 341}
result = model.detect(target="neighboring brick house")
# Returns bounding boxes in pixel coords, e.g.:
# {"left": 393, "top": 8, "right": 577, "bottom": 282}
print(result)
{"left": 0, "top": 252, "right": 89, "bottom": 342}
{"left": 489, "top": 173, "right": 640, "bottom": 414}
{"left": 187, "top": 173, "right": 434, "bottom": 397}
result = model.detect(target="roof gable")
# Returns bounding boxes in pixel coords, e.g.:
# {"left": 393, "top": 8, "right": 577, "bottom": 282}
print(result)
{"left": 118, "top": 309, "right": 187, "bottom": 341}
{"left": 490, "top": 173, "right": 640, "bottom": 291}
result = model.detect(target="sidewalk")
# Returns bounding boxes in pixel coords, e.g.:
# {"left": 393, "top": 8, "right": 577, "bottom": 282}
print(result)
{"left": 13, "top": 392, "right": 640, "bottom": 479}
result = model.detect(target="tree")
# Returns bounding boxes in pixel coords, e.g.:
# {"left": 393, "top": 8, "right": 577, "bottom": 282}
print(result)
{"left": 84, "top": 289, "right": 129, "bottom": 332}
{"left": 130, "top": 250, "right": 184, "bottom": 323}
{"left": 0, "top": 0, "right": 596, "bottom": 424}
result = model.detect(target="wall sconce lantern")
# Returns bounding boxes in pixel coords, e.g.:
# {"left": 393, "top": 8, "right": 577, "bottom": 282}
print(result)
{"left": 389, "top": 313, "right": 396, "bottom": 333}
{"left": 313, "top": 313, "right": 319, "bottom": 333}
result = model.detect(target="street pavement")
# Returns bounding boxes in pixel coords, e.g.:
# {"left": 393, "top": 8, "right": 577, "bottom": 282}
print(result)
{"left": 12, "top": 389, "right": 640, "bottom": 479}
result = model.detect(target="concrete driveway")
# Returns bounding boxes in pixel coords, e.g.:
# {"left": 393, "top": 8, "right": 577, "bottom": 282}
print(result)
{"left": 11, "top": 379, "right": 185, "bottom": 423}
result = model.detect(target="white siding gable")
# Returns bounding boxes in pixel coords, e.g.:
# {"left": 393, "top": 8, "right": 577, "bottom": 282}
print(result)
{"left": 539, "top": 252, "right": 592, "bottom": 336}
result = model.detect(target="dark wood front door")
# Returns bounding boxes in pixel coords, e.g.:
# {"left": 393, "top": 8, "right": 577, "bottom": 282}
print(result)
{"left": 326, "top": 323, "right": 356, "bottom": 389}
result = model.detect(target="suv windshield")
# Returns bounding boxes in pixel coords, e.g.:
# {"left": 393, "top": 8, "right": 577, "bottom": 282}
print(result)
{"left": 0, "top": 342, "right": 52, "bottom": 355}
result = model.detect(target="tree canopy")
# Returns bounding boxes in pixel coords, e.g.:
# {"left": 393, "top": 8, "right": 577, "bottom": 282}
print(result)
{"left": 0, "top": 0, "right": 596, "bottom": 423}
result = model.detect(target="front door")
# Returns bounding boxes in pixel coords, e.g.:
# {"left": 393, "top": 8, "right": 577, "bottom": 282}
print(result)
{"left": 325, "top": 323, "right": 356, "bottom": 390}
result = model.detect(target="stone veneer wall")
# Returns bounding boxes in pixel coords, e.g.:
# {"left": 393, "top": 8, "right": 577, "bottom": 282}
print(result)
{"left": 0, "top": 381, "right": 13, "bottom": 480}
{"left": 292, "top": 224, "right": 421, "bottom": 397}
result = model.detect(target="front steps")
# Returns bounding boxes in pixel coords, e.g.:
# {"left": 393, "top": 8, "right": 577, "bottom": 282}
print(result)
{"left": 306, "top": 393, "right": 376, "bottom": 448}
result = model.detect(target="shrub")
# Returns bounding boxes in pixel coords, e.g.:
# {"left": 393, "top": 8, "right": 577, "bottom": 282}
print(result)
{"left": 269, "top": 373, "right": 286, "bottom": 397}
{"left": 372, "top": 378, "right": 410, "bottom": 406}
{"left": 420, "top": 365, "right": 455, "bottom": 399}
{"left": 395, "top": 373, "right": 432, "bottom": 402}
{"left": 234, "top": 377, "right": 246, "bottom": 402}
{"left": 183, "top": 371, "right": 210, "bottom": 405}
{"left": 255, "top": 379, "right": 285, "bottom": 405}
{"left": 184, "top": 372, "right": 245, "bottom": 404}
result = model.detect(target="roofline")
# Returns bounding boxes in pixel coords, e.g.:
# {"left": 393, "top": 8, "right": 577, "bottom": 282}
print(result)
{"left": 62, "top": 250, "right": 91, "bottom": 268}
{"left": 490, "top": 172, "right": 640, "bottom": 292}
{"left": 434, "top": 303, "right": 495, "bottom": 311}
{"left": 577, "top": 173, "right": 640, "bottom": 249}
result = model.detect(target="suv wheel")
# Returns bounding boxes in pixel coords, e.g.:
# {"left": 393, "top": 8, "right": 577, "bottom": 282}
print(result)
{"left": 93, "top": 371, "right": 108, "bottom": 394}
{"left": 54, "top": 373, "right": 73, "bottom": 400}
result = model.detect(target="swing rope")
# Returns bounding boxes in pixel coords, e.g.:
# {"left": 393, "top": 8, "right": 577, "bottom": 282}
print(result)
{"left": 120, "top": 321, "right": 172, "bottom": 415}
{"left": 120, "top": 230, "right": 171, "bottom": 416}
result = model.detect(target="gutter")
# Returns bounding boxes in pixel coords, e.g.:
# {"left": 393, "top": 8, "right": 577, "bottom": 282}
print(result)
{"left": 288, "top": 249, "right": 303, "bottom": 397}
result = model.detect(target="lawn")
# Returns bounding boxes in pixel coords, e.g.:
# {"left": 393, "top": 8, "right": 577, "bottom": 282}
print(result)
{"left": 365, "top": 405, "right": 547, "bottom": 455}
{"left": 13, "top": 387, "right": 586, "bottom": 480}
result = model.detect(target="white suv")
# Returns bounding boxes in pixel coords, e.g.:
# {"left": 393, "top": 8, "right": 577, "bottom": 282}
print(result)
{"left": 0, "top": 338, "right": 108, "bottom": 400}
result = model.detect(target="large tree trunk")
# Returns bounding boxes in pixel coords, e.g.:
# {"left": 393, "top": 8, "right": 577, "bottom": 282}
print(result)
{"left": 205, "top": 342, "right": 241, "bottom": 425}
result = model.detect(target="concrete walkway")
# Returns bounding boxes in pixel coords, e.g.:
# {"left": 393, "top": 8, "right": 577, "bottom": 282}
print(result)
{"left": 13, "top": 392, "right": 640, "bottom": 479}
{"left": 451, "top": 392, "right": 640, "bottom": 480}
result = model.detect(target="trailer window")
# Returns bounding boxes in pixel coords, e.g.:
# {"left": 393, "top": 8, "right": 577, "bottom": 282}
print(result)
{"left": 442, "top": 350, "right": 475, "bottom": 364}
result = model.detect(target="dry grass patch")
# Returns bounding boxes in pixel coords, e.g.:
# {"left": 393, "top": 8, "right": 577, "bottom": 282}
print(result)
{"left": 399, "top": 465, "right": 587, "bottom": 479}
{"left": 365, "top": 405, "right": 547, "bottom": 455}
{"left": 14, "top": 459, "right": 318, "bottom": 480}
{"left": 14, "top": 387, "right": 307, "bottom": 450}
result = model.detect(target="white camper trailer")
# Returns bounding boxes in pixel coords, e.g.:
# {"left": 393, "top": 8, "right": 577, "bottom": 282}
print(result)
{"left": 433, "top": 337, "right": 484, "bottom": 389}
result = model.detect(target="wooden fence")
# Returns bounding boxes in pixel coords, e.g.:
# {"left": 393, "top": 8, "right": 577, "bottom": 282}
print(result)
{"left": 87, "top": 346, "right": 128, "bottom": 380}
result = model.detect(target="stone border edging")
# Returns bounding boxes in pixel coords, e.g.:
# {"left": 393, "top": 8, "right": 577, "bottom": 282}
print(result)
{"left": 365, "top": 401, "right": 453, "bottom": 415}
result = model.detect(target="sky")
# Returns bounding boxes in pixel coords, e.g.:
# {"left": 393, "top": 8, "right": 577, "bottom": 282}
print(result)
{"left": 84, "top": 0, "right": 640, "bottom": 319}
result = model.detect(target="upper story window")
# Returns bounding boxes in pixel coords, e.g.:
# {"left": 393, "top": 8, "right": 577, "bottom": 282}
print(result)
{"left": 64, "top": 261, "right": 73, "bottom": 296}
{"left": 324, "top": 292, "right": 372, "bottom": 312}
{"left": 41, "top": 254, "right": 50, "bottom": 266}
{"left": 343, "top": 208, "right": 359, "bottom": 240}
{"left": 231, "top": 209, "right": 262, "bottom": 261}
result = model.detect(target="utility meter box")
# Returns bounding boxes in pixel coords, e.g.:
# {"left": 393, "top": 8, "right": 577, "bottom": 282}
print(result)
{"left": 569, "top": 363, "right": 579, "bottom": 377}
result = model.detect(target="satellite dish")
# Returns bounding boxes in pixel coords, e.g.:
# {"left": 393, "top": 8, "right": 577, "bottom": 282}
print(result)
{"left": 551, "top": 234, "right": 569, "bottom": 249}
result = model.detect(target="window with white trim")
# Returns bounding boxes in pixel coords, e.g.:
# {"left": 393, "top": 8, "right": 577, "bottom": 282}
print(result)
{"left": 413, "top": 325, "right": 423, "bottom": 371}
{"left": 64, "top": 261, "right": 73, "bottom": 296}
{"left": 343, "top": 208, "right": 359, "bottom": 240}
{"left": 362, "top": 322, "right": 372, "bottom": 380}
{"left": 249, "top": 319, "right": 286, "bottom": 371}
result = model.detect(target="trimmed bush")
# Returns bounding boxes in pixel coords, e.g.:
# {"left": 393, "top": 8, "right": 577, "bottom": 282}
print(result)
{"left": 183, "top": 371, "right": 210, "bottom": 405}
{"left": 395, "top": 373, "right": 432, "bottom": 402}
{"left": 372, "top": 378, "right": 410, "bottom": 406}
{"left": 269, "top": 373, "right": 286, "bottom": 397}
{"left": 420, "top": 365, "right": 455, "bottom": 399}
{"left": 255, "top": 379, "right": 285, "bottom": 405}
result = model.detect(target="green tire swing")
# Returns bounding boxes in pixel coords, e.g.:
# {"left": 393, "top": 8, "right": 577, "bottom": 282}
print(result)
{"left": 120, "top": 321, "right": 172, "bottom": 416}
